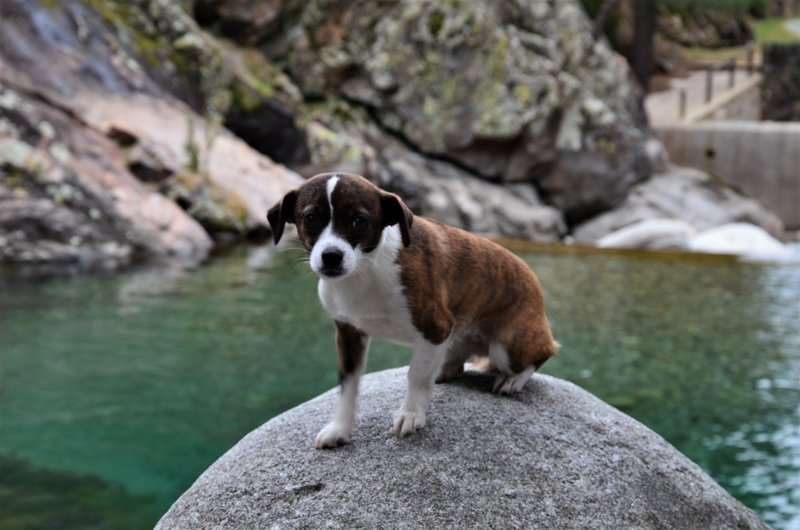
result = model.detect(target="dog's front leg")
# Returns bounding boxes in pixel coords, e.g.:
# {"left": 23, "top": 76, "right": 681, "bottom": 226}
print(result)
{"left": 394, "top": 340, "right": 448, "bottom": 438}
{"left": 315, "top": 321, "right": 370, "bottom": 449}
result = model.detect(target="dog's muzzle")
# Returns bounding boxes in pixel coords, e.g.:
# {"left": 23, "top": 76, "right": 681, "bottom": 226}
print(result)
{"left": 320, "top": 248, "right": 345, "bottom": 277}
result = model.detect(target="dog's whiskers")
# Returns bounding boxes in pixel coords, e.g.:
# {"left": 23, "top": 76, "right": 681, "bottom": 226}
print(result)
{"left": 291, "top": 260, "right": 311, "bottom": 274}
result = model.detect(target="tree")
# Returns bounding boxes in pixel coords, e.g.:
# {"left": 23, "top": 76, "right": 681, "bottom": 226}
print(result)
{"left": 632, "top": 0, "right": 658, "bottom": 91}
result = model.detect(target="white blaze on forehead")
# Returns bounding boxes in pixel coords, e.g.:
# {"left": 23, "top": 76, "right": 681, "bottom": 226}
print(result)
{"left": 310, "top": 174, "right": 360, "bottom": 280}
{"left": 326, "top": 175, "right": 340, "bottom": 213}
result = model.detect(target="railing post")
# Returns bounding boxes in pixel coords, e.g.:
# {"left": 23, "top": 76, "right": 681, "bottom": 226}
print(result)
{"left": 746, "top": 43, "right": 755, "bottom": 76}
{"left": 705, "top": 68, "right": 713, "bottom": 103}
{"left": 728, "top": 59, "right": 735, "bottom": 88}
{"left": 679, "top": 88, "right": 687, "bottom": 120}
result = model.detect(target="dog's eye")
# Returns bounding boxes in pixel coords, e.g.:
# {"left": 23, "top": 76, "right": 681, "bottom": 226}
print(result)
{"left": 303, "top": 213, "right": 320, "bottom": 226}
{"left": 352, "top": 215, "right": 368, "bottom": 231}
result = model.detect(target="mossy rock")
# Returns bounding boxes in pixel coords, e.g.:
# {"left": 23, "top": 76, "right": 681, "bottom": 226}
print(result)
{"left": 166, "top": 171, "right": 249, "bottom": 235}
{"left": 256, "top": 0, "right": 654, "bottom": 218}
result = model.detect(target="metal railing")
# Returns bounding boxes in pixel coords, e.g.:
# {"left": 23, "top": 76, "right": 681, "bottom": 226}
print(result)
{"left": 678, "top": 42, "right": 759, "bottom": 120}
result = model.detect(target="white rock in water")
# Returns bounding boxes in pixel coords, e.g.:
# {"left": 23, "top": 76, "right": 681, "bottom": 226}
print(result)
{"left": 689, "top": 223, "right": 792, "bottom": 261}
{"left": 597, "top": 219, "right": 696, "bottom": 250}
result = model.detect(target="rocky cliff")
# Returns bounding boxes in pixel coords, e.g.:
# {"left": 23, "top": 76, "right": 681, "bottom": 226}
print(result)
{"left": 256, "top": 1, "right": 653, "bottom": 219}
{"left": 156, "top": 368, "right": 768, "bottom": 529}
{"left": 0, "top": 0, "right": 302, "bottom": 265}
{"left": 0, "top": 0, "right": 785, "bottom": 265}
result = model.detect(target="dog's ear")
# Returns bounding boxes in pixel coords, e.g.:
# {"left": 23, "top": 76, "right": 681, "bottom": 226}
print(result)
{"left": 266, "top": 190, "right": 297, "bottom": 245}
{"left": 381, "top": 192, "right": 413, "bottom": 247}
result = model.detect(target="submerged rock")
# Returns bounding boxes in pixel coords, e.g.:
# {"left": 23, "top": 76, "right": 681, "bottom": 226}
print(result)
{"left": 594, "top": 218, "right": 797, "bottom": 263}
{"left": 157, "top": 367, "right": 767, "bottom": 529}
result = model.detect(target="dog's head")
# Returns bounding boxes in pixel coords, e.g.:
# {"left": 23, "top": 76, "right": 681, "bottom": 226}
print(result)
{"left": 267, "top": 173, "right": 413, "bottom": 280}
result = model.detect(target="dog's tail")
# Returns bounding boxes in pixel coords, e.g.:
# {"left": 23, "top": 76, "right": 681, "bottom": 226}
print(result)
{"left": 533, "top": 339, "right": 560, "bottom": 372}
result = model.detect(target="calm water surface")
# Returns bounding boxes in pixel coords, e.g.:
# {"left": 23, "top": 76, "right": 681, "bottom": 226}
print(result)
{"left": 1, "top": 245, "right": 798, "bottom": 529}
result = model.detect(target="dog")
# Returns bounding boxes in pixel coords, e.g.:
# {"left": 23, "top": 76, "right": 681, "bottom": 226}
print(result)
{"left": 267, "top": 172, "right": 559, "bottom": 449}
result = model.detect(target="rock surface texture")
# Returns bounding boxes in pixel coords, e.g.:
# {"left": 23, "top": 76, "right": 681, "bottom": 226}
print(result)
{"left": 258, "top": 0, "right": 654, "bottom": 223}
{"left": 0, "top": 85, "right": 212, "bottom": 264}
{"left": 157, "top": 368, "right": 767, "bottom": 530}
{"left": 573, "top": 166, "right": 786, "bottom": 245}
{"left": 0, "top": 0, "right": 788, "bottom": 263}
{"left": 0, "top": 0, "right": 301, "bottom": 264}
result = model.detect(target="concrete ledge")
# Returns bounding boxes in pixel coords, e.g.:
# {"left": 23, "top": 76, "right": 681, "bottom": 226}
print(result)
{"left": 656, "top": 121, "right": 800, "bottom": 229}
{"left": 156, "top": 368, "right": 767, "bottom": 529}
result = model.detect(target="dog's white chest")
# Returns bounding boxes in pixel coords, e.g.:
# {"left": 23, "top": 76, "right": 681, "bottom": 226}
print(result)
{"left": 317, "top": 227, "right": 417, "bottom": 345}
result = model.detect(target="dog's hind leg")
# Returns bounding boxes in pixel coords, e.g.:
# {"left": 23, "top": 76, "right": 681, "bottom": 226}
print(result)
{"left": 315, "top": 321, "right": 370, "bottom": 449}
{"left": 436, "top": 333, "right": 487, "bottom": 384}
{"left": 489, "top": 324, "right": 559, "bottom": 395}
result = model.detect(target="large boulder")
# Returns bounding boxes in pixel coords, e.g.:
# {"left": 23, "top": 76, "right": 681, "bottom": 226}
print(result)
{"left": 300, "top": 102, "right": 567, "bottom": 241}
{"left": 0, "top": 86, "right": 211, "bottom": 265}
{"left": 0, "top": 0, "right": 302, "bottom": 262}
{"left": 157, "top": 367, "right": 767, "bottom": 529}
{"left": 254, "top": 0, "right": 655, "bottom": 223}
{"left": 1, "top": 0, "right": 786, "bottom": 260}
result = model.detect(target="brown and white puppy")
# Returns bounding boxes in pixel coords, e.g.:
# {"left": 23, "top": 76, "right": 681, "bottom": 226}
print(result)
{"left": 268, "top": 172, "right": 559, "bottom": 449}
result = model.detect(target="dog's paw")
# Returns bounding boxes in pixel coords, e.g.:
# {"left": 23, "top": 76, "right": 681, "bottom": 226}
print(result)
{"left": 314, "top": 422, "right": 352, "bottom": 449}
{"left": 393, "top": 409, "right": 426, "bottom": 438}
{"left": 492, "top": 371, "right": 531, "bottom": 395}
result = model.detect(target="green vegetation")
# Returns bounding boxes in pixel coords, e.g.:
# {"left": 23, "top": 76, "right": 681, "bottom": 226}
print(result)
{"left": 681, "top": 17, "right": 800, "bottom": 66}
{"left": 680, "top": 45, "right": 752, "bottom": 66}
{"left": 754, "top": 17, "right": 800, "bottom": 42}
{"left": 662, "top": 0, "right": 768, "bottom": 16}
{"left": 428, "top": 9, "right": 445, "bottom": 36}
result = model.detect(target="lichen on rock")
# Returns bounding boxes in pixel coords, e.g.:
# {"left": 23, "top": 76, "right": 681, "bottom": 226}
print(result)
{"left": 0, "top": 86, "right": 212, "bottom": 265}
{"left": 297, "top": 98, "right": 566, "bottom": 241}
{"left": 0, "top": 0, "right": 301, "bottom": 263}
{"left": 257, "top": 0, "right": 653, "bottom": 223}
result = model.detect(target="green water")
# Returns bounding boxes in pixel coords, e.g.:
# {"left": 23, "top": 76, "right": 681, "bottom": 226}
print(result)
{"left": 0, "top": 246, "right": 798, "bottom": 529}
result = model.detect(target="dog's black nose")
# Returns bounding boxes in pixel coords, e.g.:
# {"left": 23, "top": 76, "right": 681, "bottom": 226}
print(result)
{"left": 321, "top": 248, "right": 343, "bottom": 268}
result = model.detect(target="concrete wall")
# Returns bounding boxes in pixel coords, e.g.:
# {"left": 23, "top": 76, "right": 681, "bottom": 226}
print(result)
{"left": 656, "top": 121, "right": 800, "bottom": 229}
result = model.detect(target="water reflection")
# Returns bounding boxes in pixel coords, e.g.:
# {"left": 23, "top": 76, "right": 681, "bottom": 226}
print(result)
{"left": 0, "top": 248, "right": 798, "bottom": 529}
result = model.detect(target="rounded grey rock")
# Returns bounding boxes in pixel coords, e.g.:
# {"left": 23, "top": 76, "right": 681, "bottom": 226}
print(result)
{"left": 157, "top": 368, "right": 767, "bottom": 529}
